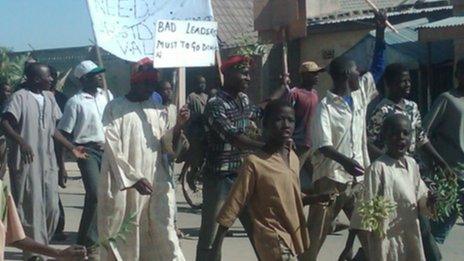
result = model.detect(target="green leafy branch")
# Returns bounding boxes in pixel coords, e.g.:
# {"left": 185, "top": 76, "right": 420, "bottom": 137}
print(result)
{"left": 233, "top": 34, "right": 268, "bottom": 58}
{"left": 431, "top": 164, "right": 464, "bottom": 222}
{"left": 0, "top": 47, "right": 30, "bottom": 87}
{"left": 94, "top": 212, "right": 138, "bottom": 249}
{"left": 358, "top": 196, "right": 396, "bottom": 238}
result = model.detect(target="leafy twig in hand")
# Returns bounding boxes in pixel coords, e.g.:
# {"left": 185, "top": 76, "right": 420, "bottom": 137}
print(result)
{"left": 431, "top": 165, "right": 464, "bottom": 222}
{"left": 358, "top": 196, "right": 396, "bottom": 238}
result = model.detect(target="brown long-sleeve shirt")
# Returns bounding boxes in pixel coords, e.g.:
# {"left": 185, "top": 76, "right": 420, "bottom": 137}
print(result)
{"left": 217, "top": 150, "right": 310, "bottom": 261}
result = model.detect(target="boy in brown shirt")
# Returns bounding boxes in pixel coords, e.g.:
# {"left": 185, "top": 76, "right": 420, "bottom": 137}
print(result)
{"left": 210, "top": 100, "right": 336, "bottom": 261}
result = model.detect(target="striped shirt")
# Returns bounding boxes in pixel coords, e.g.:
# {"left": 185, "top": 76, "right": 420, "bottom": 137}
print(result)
{"left": 204, "top": 90, "right": 261, "bottom": 176}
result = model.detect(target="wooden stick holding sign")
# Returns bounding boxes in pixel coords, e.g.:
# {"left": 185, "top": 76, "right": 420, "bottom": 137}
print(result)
{"left": 93, "top": 45, "right": 110, "bottom": 101}
{"left": 279, "top": 27, "right": 292, "bottom": 93}
{"left": 281, "top": 27, "right": 289, "bottom": 76}
{"left": 178, "top": 67, "right": 186, "bottom": 107}
{"left": 364, "top": 0, "right": 399, "bottom": 33}
{"left": 86, "top": 0, "right": 110, "bottom": 101}
{"left": 87, "top": 41, "right": 110, "bottom": 102}
{"left": 216, "top": 50, "right": 224, "bottom": 86}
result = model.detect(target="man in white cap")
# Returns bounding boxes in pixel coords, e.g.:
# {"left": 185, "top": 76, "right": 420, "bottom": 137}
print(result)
{"left": 58, "top": 60, "right": 113, "bottom": 258}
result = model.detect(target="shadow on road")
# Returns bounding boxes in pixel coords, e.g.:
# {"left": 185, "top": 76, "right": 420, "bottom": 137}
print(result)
{"left": 65, "top": 205, "right": 84, "bottom": 210}
{"left": 4, "top": 251, "right": 22, "bottom": 260}
{"left": 177, "top": 206, "right": 201, "bottom": 214}
{"left": 50, "top": 232, "right": 78, "bottom": 246}
{"left": 179, "top": 228, "right": 248, "bottom": 238}
{"left": 60, "top": 191, "right": 85, "bottom": 196}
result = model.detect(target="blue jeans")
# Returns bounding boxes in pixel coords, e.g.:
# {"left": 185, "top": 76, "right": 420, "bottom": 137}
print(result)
{"left": 431, "top": 178, "right": 464, "bottom": 244}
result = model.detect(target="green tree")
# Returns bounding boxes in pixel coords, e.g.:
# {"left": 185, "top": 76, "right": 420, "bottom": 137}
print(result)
{"left": 0, "top": 47, "right": 30, "bottom": 87}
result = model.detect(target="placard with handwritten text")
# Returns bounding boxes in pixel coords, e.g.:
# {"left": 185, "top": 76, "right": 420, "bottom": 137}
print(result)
{"left": 153, "top": 20, "right": 218, "bottom": 68}
{"left": 87, "top": 0, "right": 214, "bottom": 62}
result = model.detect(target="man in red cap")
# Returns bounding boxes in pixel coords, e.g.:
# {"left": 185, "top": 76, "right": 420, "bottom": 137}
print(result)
{"left": 98, "top": 58, "right": 189, "bottom": 260}
{"left": 196, "top": 55, "right": 283, "bottom": 260}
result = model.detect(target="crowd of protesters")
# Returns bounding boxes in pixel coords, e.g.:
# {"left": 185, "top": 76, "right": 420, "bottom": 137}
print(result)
{"left": 0, "top": 11, "right": 463, "bottom": 261}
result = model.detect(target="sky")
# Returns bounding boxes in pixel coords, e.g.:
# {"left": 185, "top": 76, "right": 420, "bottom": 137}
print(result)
{"left": 0, "top": 0, "right": 94, "bottom": 52}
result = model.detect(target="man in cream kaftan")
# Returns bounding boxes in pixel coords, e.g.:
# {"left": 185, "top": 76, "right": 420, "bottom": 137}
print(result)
{"left": 98, "top": 96, "right": 185, "bottom": 261}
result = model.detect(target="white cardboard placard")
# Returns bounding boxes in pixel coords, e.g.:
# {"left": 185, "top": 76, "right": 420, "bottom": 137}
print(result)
{"left": 153, "top": 20, "right": 218, "bottom": 68}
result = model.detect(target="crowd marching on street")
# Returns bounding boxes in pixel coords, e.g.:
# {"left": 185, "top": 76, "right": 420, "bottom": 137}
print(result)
{"left": 1, "top": 9, "right": 464, "bottom": 261}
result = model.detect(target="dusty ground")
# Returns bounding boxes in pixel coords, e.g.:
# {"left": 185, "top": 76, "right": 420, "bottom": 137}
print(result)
{"left": 5, "top": 163, "right": 464, "bottom": 260}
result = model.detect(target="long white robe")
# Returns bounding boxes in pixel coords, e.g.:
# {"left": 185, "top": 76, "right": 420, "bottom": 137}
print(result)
{"left": 352, "top": 155, "right": 430, "bottom": 261}
{"left": 98, "top": 97, "right": 185, "bottom": 261}
{"left": 4, "top": 89, "right": 61, "bottom": 260}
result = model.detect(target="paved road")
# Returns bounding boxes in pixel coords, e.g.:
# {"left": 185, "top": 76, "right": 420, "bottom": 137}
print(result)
{"left": 5, "top": 163, "right": 464, "bottom": 260}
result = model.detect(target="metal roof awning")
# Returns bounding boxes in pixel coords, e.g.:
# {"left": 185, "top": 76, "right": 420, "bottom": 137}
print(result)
{"left": 341, "top": 18, "right": 453, "bottom": 70}
{"left": 418, "top": 16, "right": 464, "bottom": 42}
{"left": 308, "top": 5, "right": 452, "bottom": 26}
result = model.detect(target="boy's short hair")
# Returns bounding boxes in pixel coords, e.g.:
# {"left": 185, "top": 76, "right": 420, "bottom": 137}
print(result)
{"left": 24, "top": 62, "right": 47, "bottom": 81}
{"left": 384, "top": 63, "right": 408, "bottom": 87}
{"left": 263, "top": 99, "right": 293, "bottom": 127}
{"left": 154, "top": 80, "right": 171, "bottom": 91}
{"left": 381, "top": 113, "right": 410, "bottom": 137}
{"left": 329, "top": 56, "right": 352, "bottom": 79}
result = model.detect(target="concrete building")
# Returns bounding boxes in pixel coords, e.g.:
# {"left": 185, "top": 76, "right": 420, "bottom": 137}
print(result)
{"left": 296, "top": 0, "right": 453, "bottom": 96}
{"left": 9, "top": 0, "right": 458, "bottom": 109}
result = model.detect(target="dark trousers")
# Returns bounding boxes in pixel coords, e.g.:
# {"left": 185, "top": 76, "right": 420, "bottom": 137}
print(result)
{"left": 420, "top": 215, "right": 442, "bottom": 261}
{"left": 0, "top": 137, "right": 7, "bottom": 180}
{"left": 76, "top": 146, "right": 102, "bottom": 247}
{"left": 196, "top": 174, "right": 257, "bottom": 261}
{"left": 56, "top": 198, "right": 65, "bottom": 234}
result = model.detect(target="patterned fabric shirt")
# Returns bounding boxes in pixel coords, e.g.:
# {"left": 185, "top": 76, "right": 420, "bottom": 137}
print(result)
{"left": 204, "top": 90, "right": 261, "bottom": 176}
{"left": 367, "top": 98, "right": 428, "bottom": 155}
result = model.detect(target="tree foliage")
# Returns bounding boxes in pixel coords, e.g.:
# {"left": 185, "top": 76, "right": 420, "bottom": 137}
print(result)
{"left": 0, "top": 47, "right": 30, "bottom": 87}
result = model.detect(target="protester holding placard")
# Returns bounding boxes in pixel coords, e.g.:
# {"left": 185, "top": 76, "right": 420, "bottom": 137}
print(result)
{"left": 98, "top": 58, "right": 188, "bottom": 261}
